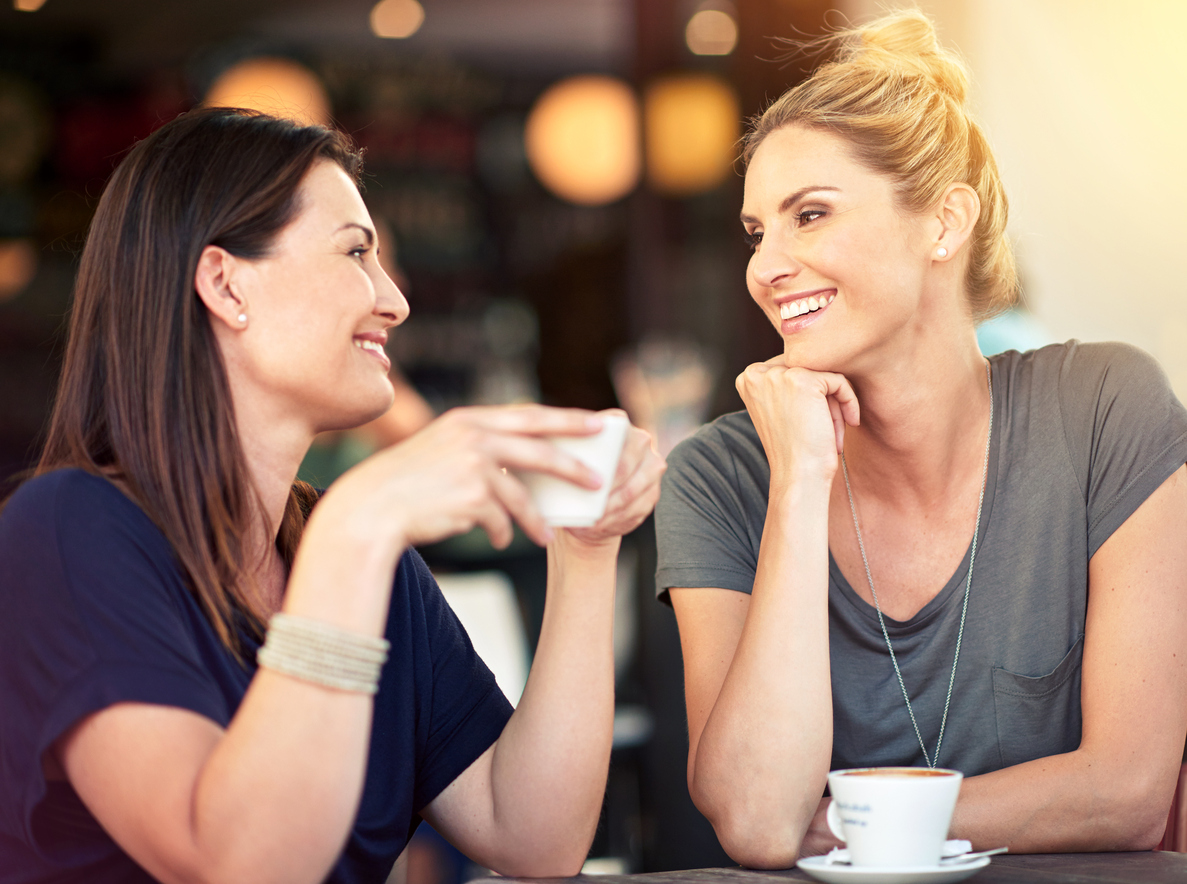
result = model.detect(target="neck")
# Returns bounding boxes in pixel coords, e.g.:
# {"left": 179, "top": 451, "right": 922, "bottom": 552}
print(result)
{"left": 231, "top": 392, "right": 317, "bottom": 568}
{"left": 840, "top": 330, "right": 989, "bottom": 508}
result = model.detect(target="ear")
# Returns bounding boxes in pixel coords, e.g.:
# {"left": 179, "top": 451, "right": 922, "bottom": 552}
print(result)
{"left": 932, "top": 183, "right": 980, "bottom": 261}
{"left": 194, "top": 245, "right": 248, "bottom": 330}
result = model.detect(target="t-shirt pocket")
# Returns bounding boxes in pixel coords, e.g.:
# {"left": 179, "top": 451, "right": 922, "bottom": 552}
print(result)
{"left": 991, "top": 635, "right": 1084, "bottom": 768}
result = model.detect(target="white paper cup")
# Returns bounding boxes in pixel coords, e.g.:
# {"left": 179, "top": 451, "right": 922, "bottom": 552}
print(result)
{"left": 826, "top": 767, "right": 963, "bottom": 868}
{"left": 518, "top": 413, "right": 630, "bottom": 527}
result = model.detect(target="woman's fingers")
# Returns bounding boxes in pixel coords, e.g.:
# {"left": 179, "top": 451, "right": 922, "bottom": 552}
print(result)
{"left": 480, "top": 434, "right": 602, "bottom": 489}
{"left": 734, "top": 361, "right": 861, "bottom": 477}
{"left": 572, "top": 428, "right": 666, "bottom": 541}
{"left": 487, "top": 466, "right": 553, "bottom": 547}
{"left": 451, "top": 404, "right": 604, "bottom": 438}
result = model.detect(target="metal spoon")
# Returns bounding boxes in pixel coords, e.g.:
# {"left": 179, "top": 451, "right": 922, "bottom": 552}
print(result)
{"left": 938, "top": 847, "right": 1009, "bottom": 865}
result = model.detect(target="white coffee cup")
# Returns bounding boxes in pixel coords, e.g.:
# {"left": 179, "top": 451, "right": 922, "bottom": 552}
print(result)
{"left": 518, "top": 413, "right": 630, "bottom": 527}
{"left": 826, "top": 767, "right": 963, "bottom": 868}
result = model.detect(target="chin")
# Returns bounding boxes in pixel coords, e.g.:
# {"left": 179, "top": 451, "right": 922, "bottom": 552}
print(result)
{"left": 319, "top": 388, "right": 396, "bottom": 433}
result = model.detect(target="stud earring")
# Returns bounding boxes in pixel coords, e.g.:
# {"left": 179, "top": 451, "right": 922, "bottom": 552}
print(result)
{"left": 936, "top": 246, "right": 948, "bottom": 258}
{"left": 237, "top": 313, "right": 248, "bottom": 324}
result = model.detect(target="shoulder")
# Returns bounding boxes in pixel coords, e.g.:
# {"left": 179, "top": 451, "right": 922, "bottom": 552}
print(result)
{"left": 0, "top": 468, "right": 157, "bottom": 564}
{"left": 665, "top": 411, "right": 764, "bottom": 489}
{"left": 2, "top": 465, "right": 173, "bottom": 562}
{"left": 1001, "top": 340, "right": 1171, "bottom": 394}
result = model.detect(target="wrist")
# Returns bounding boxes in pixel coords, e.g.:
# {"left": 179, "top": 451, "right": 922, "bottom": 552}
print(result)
{"left": 550, "top": 529, "right": 622, "bottom": 562}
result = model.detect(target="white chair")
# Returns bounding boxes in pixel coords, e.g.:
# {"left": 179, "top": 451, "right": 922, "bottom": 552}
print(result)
{"left": 434, "top": 570, "right": 529, "bottom": 706}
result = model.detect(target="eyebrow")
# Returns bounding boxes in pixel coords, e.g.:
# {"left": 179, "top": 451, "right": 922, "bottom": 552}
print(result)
{"left": 336, "top": 222, "right": 375, "bottom": 245}
{"left": 739, "top": 186, "right": 841, "bottom": 224}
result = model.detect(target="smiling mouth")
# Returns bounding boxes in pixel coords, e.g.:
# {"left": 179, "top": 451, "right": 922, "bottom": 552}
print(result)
{"left": 779, "top": 292, "right": 835, "bottom": 320}
{"left": 353, "top": 337, "right": 391, "bottom": 369}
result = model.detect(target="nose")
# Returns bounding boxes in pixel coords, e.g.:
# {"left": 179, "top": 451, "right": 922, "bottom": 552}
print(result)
{"left": 373, "top": 264, "right": 410, "bottom": 329}
{"left": 748, "top": 231, "right": 802, "bottom": 290}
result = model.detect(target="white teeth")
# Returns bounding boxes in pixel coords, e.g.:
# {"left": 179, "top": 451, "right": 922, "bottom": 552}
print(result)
{"left": 779, "top": 294, "right": 834, "bottom": 320}
{"left": 354, "top": 339, "right": 383, "bottom": 354}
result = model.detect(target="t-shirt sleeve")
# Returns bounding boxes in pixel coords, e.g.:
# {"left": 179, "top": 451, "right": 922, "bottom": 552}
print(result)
{"left": 405, "top": 551, "right": 513, "bottom": 812}
{"left": 1056, "top": 342, "right": 1187, "bottom": 556}
{"left": 0, "top": 471, "right": 229, "bottom": 847}
{"left": 655, "top": 417, "right": 764, "bottom": 600}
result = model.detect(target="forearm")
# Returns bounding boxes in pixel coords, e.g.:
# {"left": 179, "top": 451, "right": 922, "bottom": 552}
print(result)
{"left": 484, "top": 533, "right": 619, "bottom": 875}
{"left": 190, "top": 675, "right": 374, "bottom": 884}
{"left": 190, "top": 517, "right": 401, "bottom": 883}
{"left": 953, "top": 748, "right": 1177, "bottom": 853}
{"left": 692, "top": 481, "right": 833, "bottom": 867}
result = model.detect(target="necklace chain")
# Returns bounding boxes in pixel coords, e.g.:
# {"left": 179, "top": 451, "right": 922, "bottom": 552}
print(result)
{"left": 839, "top": 361, "right": 993, "bottom": 769}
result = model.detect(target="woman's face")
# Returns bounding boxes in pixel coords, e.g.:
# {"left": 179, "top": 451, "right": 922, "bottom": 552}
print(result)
{"left": 741, "top": 125, "right": 938, "bottom": 372}
{"left": 228, "top": 159, "right": 408, "bottom": 434}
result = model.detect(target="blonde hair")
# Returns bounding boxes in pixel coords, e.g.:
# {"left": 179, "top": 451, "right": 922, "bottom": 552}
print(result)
{"left": 742, "top": 10, "right": 1017, "bottom": 319}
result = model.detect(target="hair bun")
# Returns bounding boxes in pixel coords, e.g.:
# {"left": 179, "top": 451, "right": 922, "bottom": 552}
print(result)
{"left": 843, "top": 10, "right": 969, "bottom": 106}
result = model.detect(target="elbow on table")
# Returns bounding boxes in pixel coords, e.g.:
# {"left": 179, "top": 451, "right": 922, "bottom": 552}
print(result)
{"left": 712, "top": 817, "right": 804, "bottom": 870}
{"left": 486, "top": 837, "right": 593, "bottom": 878}
{"left": 1093, "top": 767, "right": 1176, "bottom": 852}
{"left": 695, "top": 798, "right": 807, "bottom": 869}
{"left": 1108, "top": 792, "right": 1172, "bottom": 852}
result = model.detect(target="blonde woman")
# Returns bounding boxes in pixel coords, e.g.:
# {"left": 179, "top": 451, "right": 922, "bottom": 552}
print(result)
{"left": 657, "top": 11, "right": 1187, "bottom": 867}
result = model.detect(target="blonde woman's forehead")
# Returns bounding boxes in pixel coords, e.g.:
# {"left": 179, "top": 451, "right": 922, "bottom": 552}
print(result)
{"left": 742, "top": 126, "right": 883, "bottom": 217}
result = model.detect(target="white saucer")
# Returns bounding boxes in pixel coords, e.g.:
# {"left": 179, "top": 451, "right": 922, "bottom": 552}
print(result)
{"left": 796, "top": 854, "right": 991, "bottom": 884}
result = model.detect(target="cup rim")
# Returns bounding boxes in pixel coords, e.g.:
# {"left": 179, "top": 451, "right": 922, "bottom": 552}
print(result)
{"left": 829, "top": 766, "right": 963, "bottom": 778}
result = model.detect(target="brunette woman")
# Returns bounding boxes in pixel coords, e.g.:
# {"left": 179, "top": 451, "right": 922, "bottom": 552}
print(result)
{"left": 656, "top": 11, "right": 1187, "bottom": 867}
{"left": 0, "top": 108, "right": 664, "bottom": 884}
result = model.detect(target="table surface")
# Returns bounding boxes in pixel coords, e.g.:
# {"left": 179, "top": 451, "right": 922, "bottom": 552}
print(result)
{"left": 513, "top": 852, "right": 1187, "bottom": 884}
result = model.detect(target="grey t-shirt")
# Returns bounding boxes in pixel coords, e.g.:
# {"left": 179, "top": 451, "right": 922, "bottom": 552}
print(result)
{"left": 656, "top": 342, "right": 1187, "bottom": 776}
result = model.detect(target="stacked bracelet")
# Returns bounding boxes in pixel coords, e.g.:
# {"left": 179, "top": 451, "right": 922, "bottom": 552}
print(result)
{"left": 257, "top": 612, "right": 390, "bottom": 695}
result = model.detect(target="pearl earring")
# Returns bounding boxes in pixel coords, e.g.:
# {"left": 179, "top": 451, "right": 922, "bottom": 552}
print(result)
{"left": 936, "top": 247, "right": 948, "bottom": 258}
{"left": 237, "top": 313, "right": 248, "bottom": 324}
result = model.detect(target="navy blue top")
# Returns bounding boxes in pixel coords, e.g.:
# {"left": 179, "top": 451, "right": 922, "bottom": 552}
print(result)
{"left": 0, "top": 469, "right": 514, "bottom": 883}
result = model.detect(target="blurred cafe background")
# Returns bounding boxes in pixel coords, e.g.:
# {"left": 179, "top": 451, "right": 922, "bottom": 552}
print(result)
{"left": 1, "top": 0, "right": 1184, "bottom": 877}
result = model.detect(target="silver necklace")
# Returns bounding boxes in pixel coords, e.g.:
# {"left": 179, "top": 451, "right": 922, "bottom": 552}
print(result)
{"left": 839, "top": 361, "right": 992, "bottom": 769}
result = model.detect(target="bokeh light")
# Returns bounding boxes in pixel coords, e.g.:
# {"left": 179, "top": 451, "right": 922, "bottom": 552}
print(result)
{"left": 204, "top": 57, "right": 331, "bottom": 127}
{"left": 0, "top": 240, "right": 37, "bottom": 302}
{"left": 685, "top": 8, "right": 738, "bottom": 56}
{"left": 370, "top": 0, "right": 425, "bottom": 39}
{"left": 525, "top": 75, "right": 640, "bottom": 206}
{"left": 13, "top": 0, "right": 49, "bottom": 11}
{"left": 645, "top": 74, "right": 739, "bottom": 195}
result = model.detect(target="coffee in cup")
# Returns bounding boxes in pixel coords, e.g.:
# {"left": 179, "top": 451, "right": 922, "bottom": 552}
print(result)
{"left": 826, "top": 766, "right": 963, "bottom": 868}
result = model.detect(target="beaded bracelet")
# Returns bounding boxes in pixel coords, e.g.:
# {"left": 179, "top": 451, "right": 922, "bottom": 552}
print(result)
{"left": 257, "top": 613, "right": 390, "bottom": 695}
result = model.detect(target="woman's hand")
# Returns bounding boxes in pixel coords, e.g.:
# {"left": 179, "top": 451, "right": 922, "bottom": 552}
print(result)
{"left": 800, "top": 797, "right": 845, "bottom": 858}
{"left": 735, "top": 357, "right": 860, "bottom": 483}
{"left": 319, "top": 405, "right": 606, "bottom": 555}
{"left": 565, "top": 412, "right": 666, "bottom": 548}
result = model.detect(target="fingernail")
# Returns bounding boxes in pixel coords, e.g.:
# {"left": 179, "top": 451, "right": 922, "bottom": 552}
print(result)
{"left": 586, "top": 415, "right": 604, "bottom": 430}
{"left": 541, "top": 526, "right": 555, "bottom": 544}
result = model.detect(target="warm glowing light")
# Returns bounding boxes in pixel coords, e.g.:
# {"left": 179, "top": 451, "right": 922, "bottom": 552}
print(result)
{"left": 0, "top": 239, "right": 37, "bottom": 302}
{"left": 204, "top": 58, "right": 331, "bottom": 127}
{"left": 370, "top": 0, "right": 425, "bottom": 39}
{"left": 645, "top": 74, "right": 740, "bottom": 195}
{"left": 685, "top": 9, "right": 738, "bottom": 56}
{"left": 13, "top": 0, "right": 48, "bottom": 10}
{"left": 525, "top": 76, "right": 640, "bottom": 206}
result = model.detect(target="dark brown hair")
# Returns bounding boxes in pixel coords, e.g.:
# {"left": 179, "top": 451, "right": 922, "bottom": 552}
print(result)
{"left": 38, "top": 107, "right": 363, "bottom": 654}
